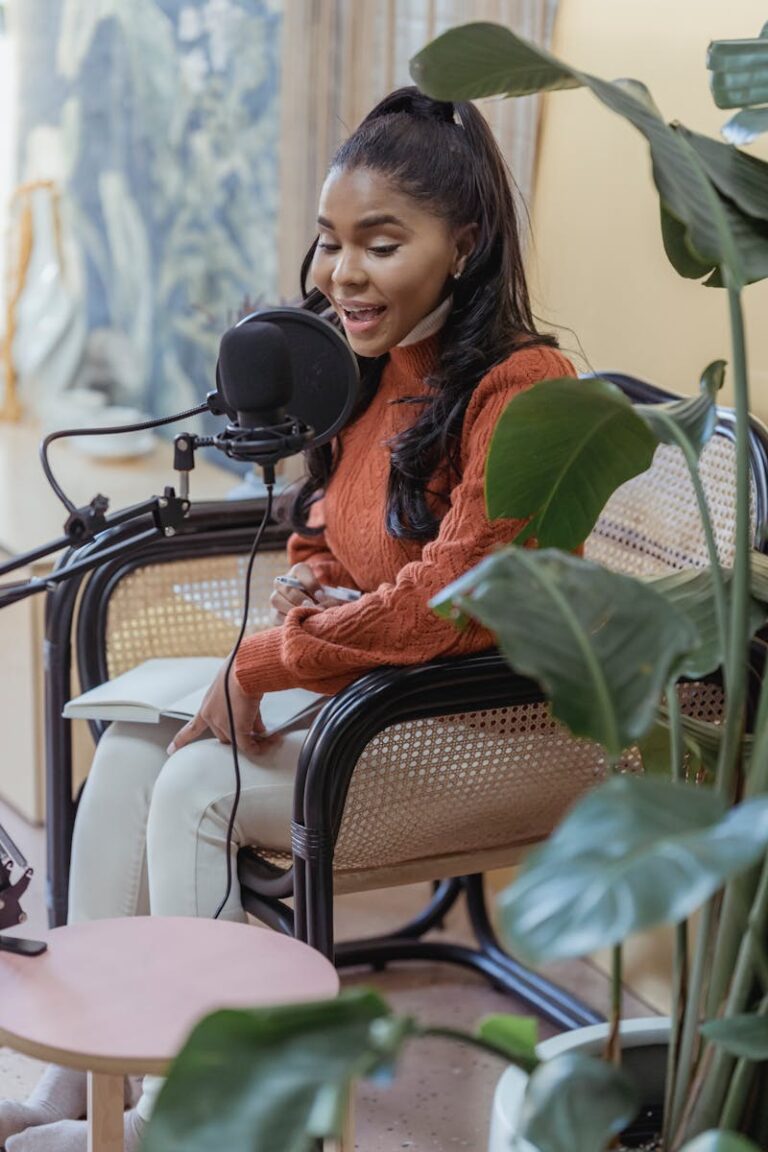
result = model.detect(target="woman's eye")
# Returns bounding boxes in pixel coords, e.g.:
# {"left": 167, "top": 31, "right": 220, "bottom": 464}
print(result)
{"left": 316, "top": 241, "right": 340, "bottom": 252}
{"left": 370, "top": 244, "right": 399, "bottom": 257}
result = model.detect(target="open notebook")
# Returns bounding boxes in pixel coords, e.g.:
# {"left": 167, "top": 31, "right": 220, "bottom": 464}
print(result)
{"left": 63, "top": 657, "right": 327, "bottom": 736}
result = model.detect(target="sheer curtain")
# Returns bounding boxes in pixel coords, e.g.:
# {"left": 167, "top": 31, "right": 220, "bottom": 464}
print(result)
{"left": 0, "top": 0, "right": 16, "bottom": 328}
{"left": 278, "top": 0, "right": 559, "bottom": 299}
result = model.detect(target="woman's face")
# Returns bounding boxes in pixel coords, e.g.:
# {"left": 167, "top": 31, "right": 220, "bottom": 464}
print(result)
{"left": 311, "top": 166, "right": 472, "bottom": 357}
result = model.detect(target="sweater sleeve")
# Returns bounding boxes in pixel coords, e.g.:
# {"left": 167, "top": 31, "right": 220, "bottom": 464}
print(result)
{"left": 236, "top": 347, "right": 575, "bottom": 696}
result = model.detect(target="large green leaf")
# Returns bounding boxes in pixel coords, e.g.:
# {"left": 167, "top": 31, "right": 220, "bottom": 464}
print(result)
{"left": 661, "top": 201, "right": 718, "bottom": 279}
{"left": 680, "top": 1132, "right": 764, "bottom": 1152}
{"left": 485, "top": 376, "right": 657, "bottom": 549}
{"left": 675, "top": 126, "right": 768, "bottom": 220}
{"left": 700, "top": 1013, "right": 768, "bottom": 1059}
{"left": 432, "top": 549, "right": 697, "bottom": 756}
{"left": 517, "top": 1052, "right": 640, "bottom": 1152}
{"left": 636, "top": 360, "right": 724, "bottom": 456}
{"left": 498, "top": 776, "right": 768, "bottom": 962}
{"left": 647, "top": 567, "right": 766, "bottom": 679}
{"left": 410, "top": 20, "right": 580, "bottom": 102}
{"left": 411, "top": 23, "right": 753, "bottom": 288}
{"left": 143, "top": 990, "right": 409, "bottom": 1152}
{"left": 708, "top": 25, "right": 768, "bottom": 110}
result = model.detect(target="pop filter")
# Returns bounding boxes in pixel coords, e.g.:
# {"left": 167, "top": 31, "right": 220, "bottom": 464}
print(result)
{"left": 212, "top": 307, "right": 360, "bottom": 466}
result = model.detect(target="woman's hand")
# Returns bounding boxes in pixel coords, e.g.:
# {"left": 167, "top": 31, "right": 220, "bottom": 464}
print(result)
{"left": 168, "top": 660, "right": 266, "bottom": 756}
{"left": 270, "top": 562, "right": 339, "bottom": 624}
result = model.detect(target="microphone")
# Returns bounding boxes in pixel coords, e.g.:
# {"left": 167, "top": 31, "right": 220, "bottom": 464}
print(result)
{"left": 210, "top": 307, "right": 360, "bottom": 470}
{"left": 217, "top": 321, "right": 293, "bottom": 429}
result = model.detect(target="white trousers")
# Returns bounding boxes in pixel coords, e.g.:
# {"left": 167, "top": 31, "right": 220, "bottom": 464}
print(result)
{"left": 67, "top": 717, "right": 309, "bottom": 1119}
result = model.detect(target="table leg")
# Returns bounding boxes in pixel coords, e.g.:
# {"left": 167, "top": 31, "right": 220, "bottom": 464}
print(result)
{"left": 88, "top": 1071, "right": 125, "bottom": 1152}
{"left": 325, "top": 1091, "right": 354, "bottom": 1152}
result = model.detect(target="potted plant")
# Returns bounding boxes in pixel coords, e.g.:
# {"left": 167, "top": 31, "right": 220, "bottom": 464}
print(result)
{"left": 141, "top": 22, "right": 768, "bottom": 1152}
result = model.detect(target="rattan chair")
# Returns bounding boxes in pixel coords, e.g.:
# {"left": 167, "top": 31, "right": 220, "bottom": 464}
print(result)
{"left": 43, "top": 375, "right": 768, "bottom": 1030}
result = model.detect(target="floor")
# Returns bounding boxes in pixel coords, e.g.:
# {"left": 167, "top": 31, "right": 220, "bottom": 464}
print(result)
{"left": 0, "top": 799, "right": 660, "bottom": 1151}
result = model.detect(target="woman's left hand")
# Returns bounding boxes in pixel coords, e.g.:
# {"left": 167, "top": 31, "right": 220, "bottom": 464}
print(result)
{"left": 168, "top": 660, "right": 266, "bottom": 756}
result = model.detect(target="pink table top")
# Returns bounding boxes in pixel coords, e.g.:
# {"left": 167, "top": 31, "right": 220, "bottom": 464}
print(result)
{"left": 0, "top": 918, "right": 339, "bottom": 1074}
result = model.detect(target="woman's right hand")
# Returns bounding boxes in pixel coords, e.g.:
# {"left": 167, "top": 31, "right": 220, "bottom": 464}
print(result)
{"left": 270, "top": 563, "right": 335, "bottom": 624}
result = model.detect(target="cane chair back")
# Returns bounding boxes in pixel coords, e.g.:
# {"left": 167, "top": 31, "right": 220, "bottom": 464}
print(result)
{"left": 585, "top": 435, "right": 751, "bottom": 575}
{"left": 103, "top": 551, "right": 286, "bottom": 678}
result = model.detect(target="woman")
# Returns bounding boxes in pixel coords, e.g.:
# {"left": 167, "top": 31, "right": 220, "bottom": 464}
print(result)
{"left": 0, "top": 87, "right": 575, "bottom": 1151}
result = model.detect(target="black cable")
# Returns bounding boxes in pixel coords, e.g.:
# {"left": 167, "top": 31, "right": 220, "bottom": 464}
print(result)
{"left": 213, "top": 482, "right": 274, "bottom": 920}
{"left": 39, "top": 403, "right": 210, "bottom": 514}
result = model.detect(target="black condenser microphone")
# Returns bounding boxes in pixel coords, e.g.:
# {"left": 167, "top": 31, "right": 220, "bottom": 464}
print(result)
{"left": 210, "top": 307, "right": 361, "bottom": 470}
{"left": 217, "top": 321, "right": 293, "bottom": 429}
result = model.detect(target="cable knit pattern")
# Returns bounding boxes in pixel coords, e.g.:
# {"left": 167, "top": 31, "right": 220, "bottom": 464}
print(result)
{"left": 235, "top": 338, "right": 576, "bottom": 696}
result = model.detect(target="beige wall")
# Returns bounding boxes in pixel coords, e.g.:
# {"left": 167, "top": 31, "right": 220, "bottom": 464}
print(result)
{"left": 528, "top": 0, "right": 768, "bottom": 420}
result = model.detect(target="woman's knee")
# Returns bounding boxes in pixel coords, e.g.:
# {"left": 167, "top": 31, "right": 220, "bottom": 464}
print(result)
{"left": 146, "top": 741, "right": 236, "bottom": 836}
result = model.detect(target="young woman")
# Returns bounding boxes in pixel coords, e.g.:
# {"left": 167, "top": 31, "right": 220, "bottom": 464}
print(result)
{"left": 0, "top": 87, "right": 575, "bottom": 1151}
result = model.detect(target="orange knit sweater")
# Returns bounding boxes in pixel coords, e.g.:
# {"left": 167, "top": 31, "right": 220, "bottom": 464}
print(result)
{"left": 235, "top": 336, "right": 576, "bottom": 697}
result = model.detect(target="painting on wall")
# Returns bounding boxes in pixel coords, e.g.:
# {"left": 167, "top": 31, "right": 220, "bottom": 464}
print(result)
{"left": 12, "top": 0, "right": 281, "bottom": 428}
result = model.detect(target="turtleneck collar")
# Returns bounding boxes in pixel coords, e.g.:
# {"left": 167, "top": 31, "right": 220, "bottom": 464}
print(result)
{"left": 397, "top": 295, "right": 452, "bottom": 347}
{"left": 385, "top": 296, "right": 449, "bottom": 379}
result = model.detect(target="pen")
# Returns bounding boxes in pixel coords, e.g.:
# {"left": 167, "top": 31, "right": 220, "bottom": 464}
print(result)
{"left": 275, "top": 576, "right": 362, "bottom": 603}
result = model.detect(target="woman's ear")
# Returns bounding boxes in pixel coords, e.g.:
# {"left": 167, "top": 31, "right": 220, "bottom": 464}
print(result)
{"left": 452, "top": 223, "right": 479, "bottom": 277}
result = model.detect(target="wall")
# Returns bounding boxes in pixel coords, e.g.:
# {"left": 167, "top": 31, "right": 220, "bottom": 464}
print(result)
{"left": 528, "top": 0, "right": 768, "bottom": 420}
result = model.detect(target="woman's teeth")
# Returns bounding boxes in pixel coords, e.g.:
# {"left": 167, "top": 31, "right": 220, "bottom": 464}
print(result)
{"left": 343, "top": 305, "right": 385, "bottom": 320}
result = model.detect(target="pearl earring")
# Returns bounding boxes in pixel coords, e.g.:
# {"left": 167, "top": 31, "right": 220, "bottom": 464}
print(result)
{"left": 454, "top": 269, "right": 462, "bottom": 280}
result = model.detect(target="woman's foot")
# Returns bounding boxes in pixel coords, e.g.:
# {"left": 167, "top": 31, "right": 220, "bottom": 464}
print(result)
{"left": 5, "top": 1107, "right": 145, "bottom": 1151}
{"left": 0, "top": 1067, "right": 87, "bottom": 1144}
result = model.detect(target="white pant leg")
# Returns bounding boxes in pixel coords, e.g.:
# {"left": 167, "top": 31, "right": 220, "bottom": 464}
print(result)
{"left": 68, "top": 719, "right": 183, "bottom": 923}
{"left": 70, "top": 720, "right": 307, "bottom": 923}
{"left": 145, "top": 726, "right": 306, "bottom": 920}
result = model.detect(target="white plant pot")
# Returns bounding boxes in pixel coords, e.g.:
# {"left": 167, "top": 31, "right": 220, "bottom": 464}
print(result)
{"left": 488, "top": 1017, "right": 670, "bottom": 1152}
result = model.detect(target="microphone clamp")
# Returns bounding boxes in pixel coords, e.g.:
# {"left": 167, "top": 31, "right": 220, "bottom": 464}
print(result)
{"left": 211, "top": 415, "right": 314, "bottom": 466}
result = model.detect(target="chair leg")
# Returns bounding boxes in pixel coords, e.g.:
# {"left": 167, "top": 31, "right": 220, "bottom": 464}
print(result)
{"left": 333, "top": 873, "right": 603, "bottom": 1031}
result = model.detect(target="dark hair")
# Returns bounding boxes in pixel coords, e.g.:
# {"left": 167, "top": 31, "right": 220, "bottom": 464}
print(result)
{"left": 292, "top": 86, "right": 556, "bottom": 540}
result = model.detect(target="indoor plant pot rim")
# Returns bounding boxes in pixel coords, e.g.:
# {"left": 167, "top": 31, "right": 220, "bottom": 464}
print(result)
{"left": 488, "top": 1016, "right": 671, "bottom": 1152}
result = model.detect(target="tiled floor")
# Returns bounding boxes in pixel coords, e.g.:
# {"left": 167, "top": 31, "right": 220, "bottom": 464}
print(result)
{"left": 0, "top": 800, "right": 659, "bottom": 1151}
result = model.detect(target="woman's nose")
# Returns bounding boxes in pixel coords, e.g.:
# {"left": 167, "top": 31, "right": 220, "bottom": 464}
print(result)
{"left": 331, "top": 250, "right": 366, "bottom": 288}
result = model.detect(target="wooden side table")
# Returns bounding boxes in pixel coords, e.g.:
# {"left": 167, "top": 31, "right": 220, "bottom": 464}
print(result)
{"left": 0, "top": 917, "right": 343, "bottom": 1151}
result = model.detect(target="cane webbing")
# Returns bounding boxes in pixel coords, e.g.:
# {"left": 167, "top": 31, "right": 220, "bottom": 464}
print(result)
{"left": 584, "top": 437, "right": 750, "bottom": 575}
{"left": 105, "top": 551, "right": 287, "bottom": 678}
{"left": 329, "top": 680, "right": 725, "bottom": 875}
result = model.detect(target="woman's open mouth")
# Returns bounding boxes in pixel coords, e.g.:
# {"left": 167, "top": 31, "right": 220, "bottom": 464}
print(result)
{"left": 338, "top": 303, "right": 387, "bottom": 335}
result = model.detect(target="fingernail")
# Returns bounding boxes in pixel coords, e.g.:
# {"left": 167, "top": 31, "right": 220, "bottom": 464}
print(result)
{"left": 301, "top": 598, "right": 314, "bottom": 607}
{"left": 166, "top": 742, "right": 176, "bottom": 756}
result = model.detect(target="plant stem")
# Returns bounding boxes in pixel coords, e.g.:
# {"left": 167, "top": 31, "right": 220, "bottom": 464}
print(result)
{"left": 656, "top": 416, "right": 728, "bottom": 663}
{"left": 719, "top": 992, "right": 768, "bottom": 1130}
{"left": 686, "top": 851, "right": 768, "bottom": 1137}
{"left": 690, "top": 278, "right": 750, "bottom": 1069}
{"left": 663, "top": 920, "right": 689, "bottom": 1151}
{"left": 668, "top": 903, "right": 712, "bottom": 1140}
{"left": 714, "top": 284, "right": 751, "bottom": 802}
{"left": 662, "top": 678, "right": 687, "bottom": 1149}
{"left": 604, "top": 945, "right": 623, "bottom": 1066}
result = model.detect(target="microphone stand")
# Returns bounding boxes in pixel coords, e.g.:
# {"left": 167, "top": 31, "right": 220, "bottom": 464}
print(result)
{"left": 0, "top": 434, "right": 209, "bottom": 948}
